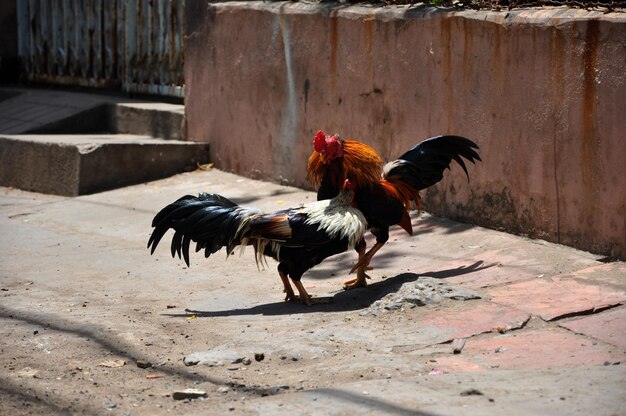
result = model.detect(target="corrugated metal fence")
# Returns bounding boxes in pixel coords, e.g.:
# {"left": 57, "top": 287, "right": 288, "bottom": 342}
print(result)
{"left": 17, "top": 0, "right": 184, "bottom": 98}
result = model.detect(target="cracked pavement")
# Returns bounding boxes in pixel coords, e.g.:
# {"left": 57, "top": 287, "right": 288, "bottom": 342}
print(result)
{"left": 1, "top": 169, "right": 624, "bottom": 415}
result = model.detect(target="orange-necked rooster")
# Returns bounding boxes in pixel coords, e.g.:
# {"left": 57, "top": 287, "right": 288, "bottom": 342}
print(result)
{"left": 308, "top": 131, "right": 481, "bottom": 289}
{"left": 148, "top": 179, "right": 367, "bottom": 305}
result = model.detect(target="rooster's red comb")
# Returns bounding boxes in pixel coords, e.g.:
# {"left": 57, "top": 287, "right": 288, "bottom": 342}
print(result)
{"left": 313, "top": 130, "right": 326, "bottom": 153}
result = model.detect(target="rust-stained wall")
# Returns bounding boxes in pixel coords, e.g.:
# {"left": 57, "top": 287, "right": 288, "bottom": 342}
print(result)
{"left": 184, "top": 2, "right": 626, "bottom": 258}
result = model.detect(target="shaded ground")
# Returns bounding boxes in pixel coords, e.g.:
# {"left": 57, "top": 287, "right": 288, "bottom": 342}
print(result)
{"left": 0, "top": 169, "right": 624, "bottom": 415}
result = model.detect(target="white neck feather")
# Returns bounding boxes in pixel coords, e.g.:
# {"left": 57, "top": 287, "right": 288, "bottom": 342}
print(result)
{"left": 300, "top": 192, "right": 367, "bottom": 248}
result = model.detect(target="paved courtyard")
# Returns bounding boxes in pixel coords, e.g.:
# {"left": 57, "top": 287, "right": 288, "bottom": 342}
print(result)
{"left": 1, "top": 168, "right": 624, "bottom": 415}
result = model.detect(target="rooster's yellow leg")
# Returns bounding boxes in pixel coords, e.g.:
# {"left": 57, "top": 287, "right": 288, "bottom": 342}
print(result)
{"left": 279, "top": 271, "right": 299, "bottom": 302}
{"left": 344, "top": 243, "right": 371, "bottom": 288}
{"left": 344, "top": 242, "right": 386, "bottom": 289}
{"left": 292, "top": 280, "right": 329, "bottom": 305}
{"left": 343, "top": 267, "right": 371, "bottom": 289}
{"left": 349, "top": 242, "right": 385, "bottom": 275}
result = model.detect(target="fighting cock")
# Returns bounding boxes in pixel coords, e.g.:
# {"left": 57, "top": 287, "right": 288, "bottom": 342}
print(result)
{"left": 148, "top": 179, "right": 367, "bottom": 305}
{"left": 308, "top": 131, "right": 481, "bottom": 289}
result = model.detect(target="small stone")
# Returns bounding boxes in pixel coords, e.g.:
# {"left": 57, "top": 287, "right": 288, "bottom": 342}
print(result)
{"left": 172, "top": 389, "right": 208, "bottom": 400}
{"left": 291, "top": 354, "right": 302, "bottom": 362}
{"left": 105, "top": 403, "right": 117, "bottom": 410}
{"left": 242, "top": 358, "right": 252, "bottom": 366}
{"left": 98, "top": 360, "right": 126, "bottom": 368}
{"left": 404, "top": 296, "right": 426, "bottom": 306}
{"left": 218, "top": 386, "right": 230, "bottom": 394}
{"left": 17, "top": 367, "right": 39, "bottom": 378}
{"left": 254, "top": 353, "right": 265, "bottom": 362}
{"left": 136, "top": 360, "right": 152, "bottom": 369}
{"left": 33, "top": 330, "right": 38, "bottom": 335}
{"left": 184, "top": 350, "right": 240, "bottom": 367}
{"left": 451, "top": 339, "right": 466, "bottom": 354}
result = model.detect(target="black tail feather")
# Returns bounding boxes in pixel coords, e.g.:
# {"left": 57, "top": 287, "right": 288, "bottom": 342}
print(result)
{"left": 385, "top": 135, "right": 481, "bottom": 191}
{"left": 148, "top": 193, "right": 255, "bottom": 266}
{"left": 171, "top": 230, "right": 183, "bottom": 259}
{"left": 182, "top": 235, "right": 191, "bottom": 267}
{"left": 147, "top": 195, "right": 196, "bottom": 252}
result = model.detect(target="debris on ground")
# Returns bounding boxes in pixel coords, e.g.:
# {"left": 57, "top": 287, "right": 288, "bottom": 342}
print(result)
{"left": 17, "top": 367, "right": 39, "bottom": 378}
{"left": 360, "top": 277, "right": 482, "bottom": 316}
{"left": 452, "top": 338, "right": 466, "bottom": 354}
{"left": 461, "top": 388, "right": 485, "bottom": 396}
{"left": 98, "top": 359, "right": 126, "bottom": 368}
{"left": 184, "top": 350, "right": 242, "bottom": 367}
{"left": 172, "top": 389, "right": 208, "bottom": 400}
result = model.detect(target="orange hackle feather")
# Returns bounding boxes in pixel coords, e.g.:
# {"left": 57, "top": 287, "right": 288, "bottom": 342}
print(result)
{"left": 308, "top": 139, "right": 383, "bottom": 191}
{"left": 380, "top": 179, "right": 422, "bottom": 212}
{"left": 307, "top": 151, "right": 328, "bottom": 187}
{"left": 380, "top": 179, "right": 421, "bottom": 235}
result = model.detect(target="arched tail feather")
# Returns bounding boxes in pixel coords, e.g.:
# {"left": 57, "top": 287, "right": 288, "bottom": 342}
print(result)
{"left": 148, "top": 193, "right": 258, "bottom": 267}
{"left": 384, "top": 135, "right": 481, "bottom": 191}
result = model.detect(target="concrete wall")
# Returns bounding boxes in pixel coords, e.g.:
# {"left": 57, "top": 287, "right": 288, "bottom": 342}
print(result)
{"left": 184, "top": 1, "right": 626, "bottom": 258}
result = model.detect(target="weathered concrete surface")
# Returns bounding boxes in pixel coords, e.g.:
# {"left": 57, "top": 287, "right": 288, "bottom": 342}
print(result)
{"left": 184, "top": 2, "right": 626, "bottom": 258}
{"left": 487, "top": 277, "right": 626, "bottom": 320}
{"left": 559, "top": 307, "right": 626, "bottom": 348}
{"left": 113, "top": 102, "right": 185, "bottom": 141}
{"left": 434, "top": 329, "right": 624, "bottom": 371}
{"left": 0, "top": 87, "right": 199, "bottom": 196}
{"left": 1, "top": 168, "right": 625, "bottom": 415}
{"left": 0, "top": 134, "right": 209, "bottom": 196}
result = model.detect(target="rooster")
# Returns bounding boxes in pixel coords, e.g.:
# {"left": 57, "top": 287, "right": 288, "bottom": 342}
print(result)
{"left": 147, "top": 179, "right": 367, "bottom": 305}
{"left": 308, "top": 131, "right": 481, "bottom": 289}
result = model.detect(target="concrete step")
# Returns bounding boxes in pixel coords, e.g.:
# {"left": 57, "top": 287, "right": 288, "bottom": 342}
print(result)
{"left": 0, "top": 87, "right": 184, "bottom": 140}
{"left": 28, "top": 102, "right": 185, "bottom": 141}
{"left": 0, "top": 134, "right": 209, "bottom": 196}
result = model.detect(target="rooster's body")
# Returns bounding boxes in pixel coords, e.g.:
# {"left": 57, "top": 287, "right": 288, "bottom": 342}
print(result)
{"left": 148, "top": 182, "right": 366, "bottom": 305}
{"left": 308, "top": 132, "right": 481, "bottom": 288}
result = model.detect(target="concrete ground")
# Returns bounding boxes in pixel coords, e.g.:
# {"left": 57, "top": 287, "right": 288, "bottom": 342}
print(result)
{"left": 0, "top": 168, "right": 624, "bottom": 415}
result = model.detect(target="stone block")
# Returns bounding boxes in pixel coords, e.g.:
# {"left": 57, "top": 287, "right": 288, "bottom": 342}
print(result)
{"left": 0, "top": 134, "right": 209, "bottom": 196}
{"left": 435, "top": 329, "right": 625, "bottom": 372}
{"left": 487, "top": 278, "right": 625, "bottom": 321}
{"left": 559, "top": 308, "right": 626, "bottom": 348}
